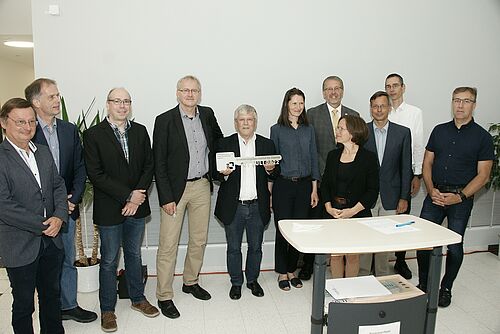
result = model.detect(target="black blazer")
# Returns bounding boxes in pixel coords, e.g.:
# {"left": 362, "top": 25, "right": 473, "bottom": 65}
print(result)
{"left": 83, "top": 120, "right": 154, "bottom": 226}
{"left": 214, "top": 134, "right": 278, "bottom": 225}
{"left": 321, "top": 146, "right": 379, "bottom": 217}
{"left": 33, "top": 119, "right": 87, "bottom": 220}
{"left": 153, "top": 105, "right": 223, "bottom": 206}
{"left": 364, "top": 121, "right": 412, "bottom": 210}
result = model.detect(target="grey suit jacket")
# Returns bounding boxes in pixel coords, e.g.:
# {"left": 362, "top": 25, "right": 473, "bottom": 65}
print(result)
{"left": 307, "top": 103, "right": 359, "bottom": 179}
{"left": 364, "top": 121, "right": 412, "bottom": 210}
{"left": 0, "top": 140, "right": 67, "bottom": 268}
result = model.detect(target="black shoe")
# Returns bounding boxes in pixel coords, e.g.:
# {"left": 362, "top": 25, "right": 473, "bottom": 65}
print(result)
{"left": 158, "top": 300, "right": 180, "bottom": 319}
{"left": 298, "top": 268, "right": 312, "bottom": 281}
{"left": 246, "top": 281, "right": 264, "bottom": 297}
{"left": 438, "top": 288, "right": 452, "bottom": 307}
{"left": 229, "top": 285, "right": 242, "bottom": 300}
{"left": 182, "top": 283, "right": 212, "bottom": 300}
{"left": 61, "top": 306, "right": 98, "bottom": 323}
{"left": 394, "top": 260, "right": 412, "bottom": 279}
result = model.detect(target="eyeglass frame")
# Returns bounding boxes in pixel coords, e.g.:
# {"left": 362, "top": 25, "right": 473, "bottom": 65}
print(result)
{"left": 107, "top": 99, "right": 132, "bottom": 106}
{"left": 6, "top": 116, "right": 38, "bottom": 128}
{"left": 177, "top": 88, "right": 201, "bottom": 95}
{"left": 452, "top": 98, "right": 475, "bottom": 105}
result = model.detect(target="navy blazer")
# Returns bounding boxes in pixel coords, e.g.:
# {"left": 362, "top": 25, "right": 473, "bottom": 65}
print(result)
{"left": 83, "top": 120, "right": 154, "bottom": 226}
{"left": 364, "top": 121, "right": 412, "bottom": 210}
{"left": 321, "top": 146, "right": 379, "bottom": 217}
{"left": 214, "top": 133, "right": 278, "bottom": 225}
{"left": 33, "top": 118, "right": 86, "bottom": 220}
{"left": 153, "top": 105, "right": 223, "bottom": 206}
{"left": 0, "top": 141, "right": 67, "bottom": 267}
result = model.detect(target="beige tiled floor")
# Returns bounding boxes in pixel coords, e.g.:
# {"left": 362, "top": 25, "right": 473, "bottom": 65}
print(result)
{"left": 1, "top": 252, "right": 499, "bottom": 333}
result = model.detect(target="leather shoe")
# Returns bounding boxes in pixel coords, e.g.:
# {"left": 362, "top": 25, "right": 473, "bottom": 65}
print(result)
{"left": 394, "top": 260, "right": 412, "bottom": 279}
{"left": 298, "top": 268, "right": 312, "bottom": 280}
{"left": 246, "top": 281, "right": 264, "bottom": 297}
{"left": 61, "top": 306, "right": 98, "bottom": 323}
{"left": 229, "top": 285, "right": 242, "bottom": 300}
{"left": 182, "top": 283, "right": 212, "bottom": 300}
{"left": 157, "top": 300, "right": 180, "bottom": 319}
{"left": 438, "top": 288, "right": 452, "bottom": 307}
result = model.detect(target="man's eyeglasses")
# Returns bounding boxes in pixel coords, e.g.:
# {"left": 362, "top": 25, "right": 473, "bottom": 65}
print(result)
{"left": 107, "top": 99, "right": 132, "bottom": 106}
{"left": 452, "top": 98, "right": 475, "bottom": 105}
{"left": 7, "top": 116, "right": 38, "bottom": 127}
{"left": 324, "top": 87, "right": 343, "bottom": 93}
{"left": 178, "top": 89, "right": 200, "bottom": 95}
{"left": 371, "top": 104, "right": 389, "bottom": 111}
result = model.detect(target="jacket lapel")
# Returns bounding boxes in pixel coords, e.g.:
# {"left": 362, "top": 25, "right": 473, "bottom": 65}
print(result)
{"left": 380, "top": 122, "right": 393, "bottom": 169}
{"left": 173, "top": 106, "right": 189, "bottom": 154}
{"left": 2, "top": 141, "right": 42, "bottom": 190}
{"left": 101, "top": 121, "right": 128, "bottom": 164}
{"left": 323, "top": 103, "right": 335, "bottom": 143}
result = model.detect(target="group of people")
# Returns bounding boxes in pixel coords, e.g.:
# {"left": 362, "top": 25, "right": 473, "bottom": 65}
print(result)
{"left": 0, "top": 73, "right": 494, "bottom": 334}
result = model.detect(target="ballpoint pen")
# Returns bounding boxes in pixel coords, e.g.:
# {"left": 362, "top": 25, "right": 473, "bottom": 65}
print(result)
{"left": 395, "top": 221, "right": 415, "bottom": 228}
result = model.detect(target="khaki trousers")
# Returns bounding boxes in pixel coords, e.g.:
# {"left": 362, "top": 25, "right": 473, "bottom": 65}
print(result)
{"left": 359, "top": 195, "right": 395, "bottom": 277}
{"left": 156, "top": 178, "right": 210, "bottom": 300}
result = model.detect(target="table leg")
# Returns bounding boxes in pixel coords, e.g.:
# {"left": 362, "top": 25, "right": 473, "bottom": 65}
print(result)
{"left": 311, "top": 253, "right": 327, "bottom": 334}
{"left": 424, "top": 246, "right": 443, "bottom": 334}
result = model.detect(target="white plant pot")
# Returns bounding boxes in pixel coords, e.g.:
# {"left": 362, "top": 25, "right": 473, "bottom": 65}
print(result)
{"left": 77, "top": 263, "right": 99, "bottom": 293}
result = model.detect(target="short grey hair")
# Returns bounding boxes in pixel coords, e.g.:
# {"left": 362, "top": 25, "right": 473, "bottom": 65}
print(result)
{"left": 233, "top": 104, "right": 258, "bottom": 121}
{"left": 177, "top": 75, "right": 201, "bottom": 91}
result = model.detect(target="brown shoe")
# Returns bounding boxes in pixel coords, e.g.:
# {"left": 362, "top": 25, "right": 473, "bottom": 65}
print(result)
{"left": 131, "top": 300, "right": 160, "bottom": 318}
{"left": 101, "top": 312, "right": 117, "bottom": 332}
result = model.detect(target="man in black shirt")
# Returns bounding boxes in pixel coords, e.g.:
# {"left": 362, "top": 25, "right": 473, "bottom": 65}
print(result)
{"left": 416, "top": 87, "right": 494, "bottom": 308}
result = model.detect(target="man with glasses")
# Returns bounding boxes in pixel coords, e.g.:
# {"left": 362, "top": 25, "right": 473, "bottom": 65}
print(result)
{"left": 0, "top": 98, "right": 68, "bottom": 334}
{"left": 25, "top": 78, "right": 98, "bottom": 324}
{"left": 359, "top": 91, "right": 412, "bottom": 277}
{"left": 385, "top": 73, "right": 424, "bottom": 280}
{"left": 302, "top": 75, "right": 359, "bottom": 280}
{"left": 153, "top": 75, "right": 223, "bottom": 318}
{"left": 416, "top": 87, "right": 493, "bottom": 307}
{"left": 84, "top": 88, "right": 158, "bottom": 332}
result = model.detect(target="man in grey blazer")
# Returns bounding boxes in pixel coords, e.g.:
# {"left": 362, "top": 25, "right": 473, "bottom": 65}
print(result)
{"left": 301, "top": 76, "right": 359, "bottom": 280}
{"left": 359, "top": 91, "right": 412, "bottom": 276}
{"left": 0, "top": 98, "right": 68, "bottom": 334}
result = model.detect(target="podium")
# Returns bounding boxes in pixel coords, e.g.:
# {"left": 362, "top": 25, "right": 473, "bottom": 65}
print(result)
{"left": 278, "top": 214, "right": 461, "bottom": 334}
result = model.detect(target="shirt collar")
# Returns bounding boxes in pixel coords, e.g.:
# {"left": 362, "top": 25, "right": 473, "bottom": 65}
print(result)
{"left": 106, "top": 116, "right": 131, "bottom": 132}
{"left": 238, "top": 133, "right": 256, "bottom": 145}
{"left": 373, "top": 121, "right": 389, "bottom": 132}
{"left": 179, "top": 105, "right": 199, "bottom": 118}
{"left": 392, "top": 101, "right": 407, "bottom": 113}
{"left": 36, "top": 116, "right": 57, "bottom": 130}
{"left": 6, "top": 137, "right": 37, "bottom": 153}
{"left": 327, "top": 103, "right": 342, "bottom": 113}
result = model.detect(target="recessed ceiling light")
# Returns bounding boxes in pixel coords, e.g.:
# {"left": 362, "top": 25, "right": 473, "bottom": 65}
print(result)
{"left": 4, "top": 41, "right": 34, "bottom": 48}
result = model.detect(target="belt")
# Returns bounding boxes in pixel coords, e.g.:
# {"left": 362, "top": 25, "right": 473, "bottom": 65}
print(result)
{"left": 238, "top": 199, "right": 258, "bottom": 205}
{"left": 187, "top": 173, "right": 208, "bottom": 182}
{"left": 281, "top": 175, "right": 312, "bottom": 182}
{"left": 434, "top": 184, "right": 465, "bottom": 194}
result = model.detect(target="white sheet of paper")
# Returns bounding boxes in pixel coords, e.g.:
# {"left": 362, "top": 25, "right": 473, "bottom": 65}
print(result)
{"left": 359, "top": 218, "right": 419, "bottom": 234}
{"left": 291, "top": 222, "right": 323, "bottom": 233}
{"left": 326, "top": 276, "right": 391, "bottom": 299}
{"left": 358, "top": 321, "right": 400, "bottom": 334}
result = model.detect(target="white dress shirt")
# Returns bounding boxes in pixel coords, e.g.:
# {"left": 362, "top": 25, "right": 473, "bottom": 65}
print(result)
{"left": 238, "top": 133, "right": 257, "bottom": 201}
{"left": 389, "top": 101, "right": 424, "bottom": 175}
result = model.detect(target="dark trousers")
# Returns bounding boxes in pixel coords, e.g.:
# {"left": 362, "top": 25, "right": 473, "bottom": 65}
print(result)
{"left": 395, "top": 197, "right": 412, "bottom": 263}
{"left": 300, "top": 186, "right": 323, "bottom": 272}
{"left": 6, "top": 238, "right": 65, "bottom": 334}
{"left": 273, "top": 177, "right": 312, "bottom": 274}
{"left": 417, "top": 195, "right": 473, "bottom": 290}
{"left": 224, "top": 202, "right": 265, "bottom": 286}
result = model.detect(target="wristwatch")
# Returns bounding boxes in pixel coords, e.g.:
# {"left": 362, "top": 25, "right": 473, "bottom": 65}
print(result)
{"left": 415, "top": 174, "right": 423, "bottom": 179}
{"left": 459, "top": 191, "right": 467, "bottom": 202}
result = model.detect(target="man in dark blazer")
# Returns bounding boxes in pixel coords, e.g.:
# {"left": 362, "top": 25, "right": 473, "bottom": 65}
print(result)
{"left": 25, "top": 78, "right": 97, "bottom": 323}
{"left": 359, "top": 91, "right": 412, "bottom": 276}
{"left": 214, "top": 104, "right": 278, "bottom": 300}
{"left": 301, "top": 76, "right": 360, "bottom": 280}
{"left": 84, "top": 88, "right": 158, "bottom": 332}
{"left": 0, "top": 98, "right": 68, "bottom": 334}
{"left": 153, "top": 75, "right": 223, "bottom": 318}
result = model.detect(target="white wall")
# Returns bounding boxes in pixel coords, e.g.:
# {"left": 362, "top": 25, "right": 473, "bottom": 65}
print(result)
{"left": 31, "top": 0, "right": 500, "bottom": 271}
{"left": 0, "top": 57, "right": 34, "bottom": 106}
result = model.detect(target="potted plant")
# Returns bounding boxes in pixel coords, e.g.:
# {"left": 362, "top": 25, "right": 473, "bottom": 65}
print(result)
{"left": 61, "top": 97, "right": 103, "bottom": 292}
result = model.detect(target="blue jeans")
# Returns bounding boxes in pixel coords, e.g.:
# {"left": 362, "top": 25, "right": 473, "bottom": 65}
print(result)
{"left": 7, "top": 238, "right": 64, "bottom": 334}
{"left": 417, "top": 195, "right": 473, "bottom": 290}
{"left": 98, "top": 217, "right": 146, "bottom": 312}
{"left": 60, "top": 217, "right": 77, "bottom": 310}
{"left": 224, "top": 202, "right": 265, "bottom": 286}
